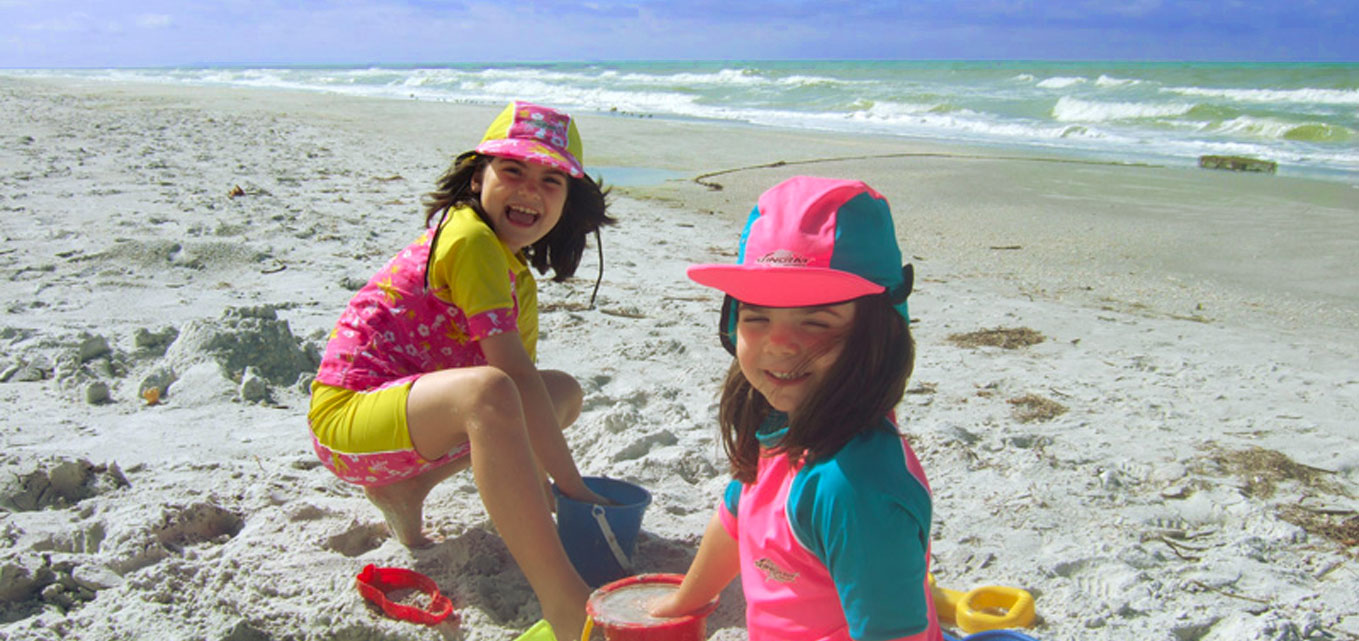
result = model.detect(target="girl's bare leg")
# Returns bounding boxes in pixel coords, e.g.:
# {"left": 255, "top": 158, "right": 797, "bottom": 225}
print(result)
{"left": 369, "top": 370, "right": 582, "bottom": 545}
{"left": 363, "top": 457, "right": 468, "bottom": 547}
{"left": 403, "top": 366, "right": 589, "bottom": 639}
{"left": 537, "top": 369, "right": 583, "bottom": 510}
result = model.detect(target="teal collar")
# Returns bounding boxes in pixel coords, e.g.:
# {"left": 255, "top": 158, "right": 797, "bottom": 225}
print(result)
{"left": 755, "top": 411, "right": 790, "bottom": 448}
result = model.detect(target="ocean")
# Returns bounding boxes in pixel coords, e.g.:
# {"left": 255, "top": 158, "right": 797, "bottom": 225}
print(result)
{"left": 9, "top": 61, "right": 1357, "bottom": 182}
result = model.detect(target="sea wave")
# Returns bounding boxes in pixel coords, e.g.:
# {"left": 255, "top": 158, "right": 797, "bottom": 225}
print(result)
{"left": 1163, "top": 86, "right": 1359, "bottom": 106}
{"left": 1036, "top": 76, "right": 1087, "bottom": 89}
{"left": 1212, "top": 116, "right": 1356, "bottom": 143}
{"left": 1052, "top": 97, "right": 1195, "bottom": 122}
{"left": 1095, "top": 75, "right": 1141, "bottom": 88}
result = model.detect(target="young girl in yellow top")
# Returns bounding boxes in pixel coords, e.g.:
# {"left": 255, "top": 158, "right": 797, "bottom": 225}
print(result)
{"left": 308, "top": 101, "right": 613, "bottom": 639}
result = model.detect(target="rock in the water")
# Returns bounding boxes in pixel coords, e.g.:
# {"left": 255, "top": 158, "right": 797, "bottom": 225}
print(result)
{"left": 1198, "top": 155, "right": 1277, "bottom": 174}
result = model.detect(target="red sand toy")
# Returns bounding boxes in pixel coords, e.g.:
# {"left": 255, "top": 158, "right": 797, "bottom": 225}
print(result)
{"left": 355, "top": 564, "right": 455, "bottom": 626}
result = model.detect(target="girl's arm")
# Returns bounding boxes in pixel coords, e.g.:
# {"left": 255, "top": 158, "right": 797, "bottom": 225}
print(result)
{"left": 478, "top": 331, "right": 603, "bottom": 503}
{"left": 650, "top": 511, "right": 740, "bottom": 617}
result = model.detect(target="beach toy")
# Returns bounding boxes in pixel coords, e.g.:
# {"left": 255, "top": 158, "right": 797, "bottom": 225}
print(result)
{"left": 515, "top": 619, "right": 557, "bottom": 641}
{"left": 554, "top": 476, "right": 652, "bottom": 587}
{"left": 582, "top": 573, "right": 718, "bottom": 641}
{"left": 354, "top": 564, "right": 455, "bottom": 625}
{"left": 930, "top": 574, "right": 1035, "bottom": 634}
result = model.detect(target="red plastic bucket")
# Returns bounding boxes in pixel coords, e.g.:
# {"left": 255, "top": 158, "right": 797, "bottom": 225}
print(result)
{"left": 583, "top": 573, "right": 717, "bottom": 641}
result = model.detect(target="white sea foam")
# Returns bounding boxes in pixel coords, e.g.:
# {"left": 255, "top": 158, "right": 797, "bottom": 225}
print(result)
{"left": 779, "top": 74, "right": 853, "bottom": 88}
{"left": 857, "top": 100, "right": 950, "bottom": 118}
{"left": 1053, "top": 97, "right": 1194, "bottom": 122}
{"left": 631, "top": 68, "right": 769, "bottom": 87}
{"left": 1164, "top": 86, "right": 1359, "bottom": 106}
{"left": 1095, "top": 75, "right": 1141, "bottom": 88}
{"left": 1037, "top": 76, "right": 1087, "bottom": 89}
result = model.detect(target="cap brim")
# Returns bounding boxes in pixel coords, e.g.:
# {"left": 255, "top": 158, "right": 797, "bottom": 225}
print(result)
{"left": 687, "top": 264, "right": 885, "bottom": 308}
{"left": 475, "top": 139, "right": 584, "bottom": 178}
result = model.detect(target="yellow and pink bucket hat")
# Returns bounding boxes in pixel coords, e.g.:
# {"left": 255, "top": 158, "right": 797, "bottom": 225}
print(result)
{"left": 474, "top": 100, "right": 585, "bottom": 178}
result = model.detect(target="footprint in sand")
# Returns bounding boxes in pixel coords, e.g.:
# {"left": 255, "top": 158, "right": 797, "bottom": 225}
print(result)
{"left": 323, "top": 521, "right": 387, "bottom": 557}
{"left": 152, "top": 501, "right": 244, "bottom": 549}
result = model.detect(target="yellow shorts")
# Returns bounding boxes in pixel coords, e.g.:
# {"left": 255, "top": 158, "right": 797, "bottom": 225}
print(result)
{"left": 307, "top": 378, "right": 469, "bottom": 487}
{"left": 309, "top": 379, "right": 415, "bottom": 453}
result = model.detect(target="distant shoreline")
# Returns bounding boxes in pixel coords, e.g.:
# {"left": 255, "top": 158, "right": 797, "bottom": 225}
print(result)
{"left": 5, "top": 59, "right": 1355, "bottom": 184}
{"left": 5, "top": 74, "right": 1355, "bottom": 342}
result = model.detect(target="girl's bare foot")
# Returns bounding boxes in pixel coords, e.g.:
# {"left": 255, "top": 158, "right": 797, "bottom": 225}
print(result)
{"left": 365, "top": 483, "right": 434, "bottom": 548}
{"left": 362, "top": 460, "right": 469, "bottom": 548}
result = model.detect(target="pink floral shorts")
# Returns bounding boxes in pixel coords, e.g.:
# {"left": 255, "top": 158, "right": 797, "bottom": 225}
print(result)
{"left": 309, "top": 430, "right": 471, "bottom": 488}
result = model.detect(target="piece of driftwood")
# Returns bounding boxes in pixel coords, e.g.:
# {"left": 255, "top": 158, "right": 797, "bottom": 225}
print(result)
{"left": 1198, "top": 155, "right": 1277, "bottom": 174}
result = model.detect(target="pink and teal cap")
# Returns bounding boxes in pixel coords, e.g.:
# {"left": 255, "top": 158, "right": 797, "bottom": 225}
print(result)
{"left": 474, "top": 100, "right": 585, "bottom": 178}
{"left": 688, "top": 176, "right": 912, "bottom": 323}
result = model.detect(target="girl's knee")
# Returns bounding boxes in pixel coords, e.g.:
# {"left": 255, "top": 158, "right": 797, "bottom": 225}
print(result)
{"left": 541, "top": 370, "right": 583, "bottom": 428}
{"left": 463, "top": 367, "right": 522, "bottom": 412}
{"left": 412, "top": 366, "right": 519, "bottom": 420}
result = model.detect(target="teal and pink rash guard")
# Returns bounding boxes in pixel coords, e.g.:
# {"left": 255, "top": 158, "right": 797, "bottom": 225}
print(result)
{"left": 720, "top": 413, "right": 943, "bottom": 641}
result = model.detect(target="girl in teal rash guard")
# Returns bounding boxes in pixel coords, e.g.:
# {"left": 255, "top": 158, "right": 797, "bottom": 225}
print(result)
{"left": 651, "top": 176, "right": 943, "bottom": 641}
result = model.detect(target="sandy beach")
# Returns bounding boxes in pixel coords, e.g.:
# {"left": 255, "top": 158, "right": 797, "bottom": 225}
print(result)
{"left": 1, "top": 76, "right": 1356, "bottom": 641}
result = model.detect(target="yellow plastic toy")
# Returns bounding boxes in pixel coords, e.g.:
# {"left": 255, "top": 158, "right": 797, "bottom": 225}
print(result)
{"left": 515, "top": 619, "right": 556, "bottom": 641}
{"left": 929, "top": 574, "right": 1036, "bottom": 633}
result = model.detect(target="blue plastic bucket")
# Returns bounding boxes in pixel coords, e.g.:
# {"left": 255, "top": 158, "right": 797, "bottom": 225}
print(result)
{"left": 553, "top": 477, "right": 652, "bottom": 587}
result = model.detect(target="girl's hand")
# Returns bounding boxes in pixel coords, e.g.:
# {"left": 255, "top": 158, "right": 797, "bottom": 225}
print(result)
{"left": 647, "top": 591, "right": 691, "bottom": 618}
{"left": 646, "top": 512, "right": 738, "bottom": 619}
{"left": 552, "top": 479, "right": 615, "bottom": 507}
{"left": 590, "top": 490, "right": 617, "bottom": 506}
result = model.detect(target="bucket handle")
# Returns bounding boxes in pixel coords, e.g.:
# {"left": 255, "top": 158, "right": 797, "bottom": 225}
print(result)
{"left": 591, "top": 504, "right": 632, "bottom": 573}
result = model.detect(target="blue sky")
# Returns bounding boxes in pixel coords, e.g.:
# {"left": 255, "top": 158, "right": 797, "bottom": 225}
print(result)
{"left": 2, "top": 0, "right": 1355, "bottom": 67}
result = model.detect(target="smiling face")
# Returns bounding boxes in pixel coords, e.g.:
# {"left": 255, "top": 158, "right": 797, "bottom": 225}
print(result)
{"left": 472, "top": 156, "right": 569, "bottom": 252}
{"left": 735, "top": 301, "right": 856, "bottom": 415}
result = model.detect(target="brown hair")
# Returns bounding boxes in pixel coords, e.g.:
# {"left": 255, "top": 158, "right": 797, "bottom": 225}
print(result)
{"left": 421, "top": 152, "right": 615, "bottom": 282}
{"left": 718, "top": 294, "right": 914, "bottom": 483}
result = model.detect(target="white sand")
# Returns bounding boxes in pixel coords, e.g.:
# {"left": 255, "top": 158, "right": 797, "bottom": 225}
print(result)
{"left": 1, "top": 76, "right": 1356, "bottom": 641}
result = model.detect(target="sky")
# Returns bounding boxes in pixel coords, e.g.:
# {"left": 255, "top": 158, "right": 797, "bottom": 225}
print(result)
{"left": 2, "top": 0, "right": 1356, "bottom": 68}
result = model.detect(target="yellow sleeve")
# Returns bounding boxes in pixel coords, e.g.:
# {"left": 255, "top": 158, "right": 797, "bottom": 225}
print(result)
{"left": 429, "top": 207, "right": 516, "bottom": 318}
{"left": 428, "top": 207, "right": 538, "bottom": 361}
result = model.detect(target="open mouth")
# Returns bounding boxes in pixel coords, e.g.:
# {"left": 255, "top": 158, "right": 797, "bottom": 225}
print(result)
{"left": 505, "top": 205, "right": 540, "bottom": 227}
{"left": 766, "top": 370, "right": 809, "bottom": 383}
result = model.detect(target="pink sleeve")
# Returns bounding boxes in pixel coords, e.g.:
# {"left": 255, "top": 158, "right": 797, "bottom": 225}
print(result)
{"left": 465, "top": 307, "right": 519, "bottom": 342}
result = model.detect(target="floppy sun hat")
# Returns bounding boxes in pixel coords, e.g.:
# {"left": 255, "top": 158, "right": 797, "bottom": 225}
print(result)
{"left": 687, "top": 176, "right": 912, "bottom": 353}
{"left": 473, "top": 100, "right": 585, "bottom": 178}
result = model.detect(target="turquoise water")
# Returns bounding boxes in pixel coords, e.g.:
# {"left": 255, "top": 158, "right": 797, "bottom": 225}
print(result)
{"left": 8, "top": 61, "right": 1356, "bottom": 181}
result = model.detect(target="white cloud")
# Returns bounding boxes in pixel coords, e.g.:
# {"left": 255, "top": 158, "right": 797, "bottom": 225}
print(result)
{"left": 21, "top": 12, "right": 93, "bottom": 33}
{"left": 136, "top": 13, "right": 173, "bottom": 29}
